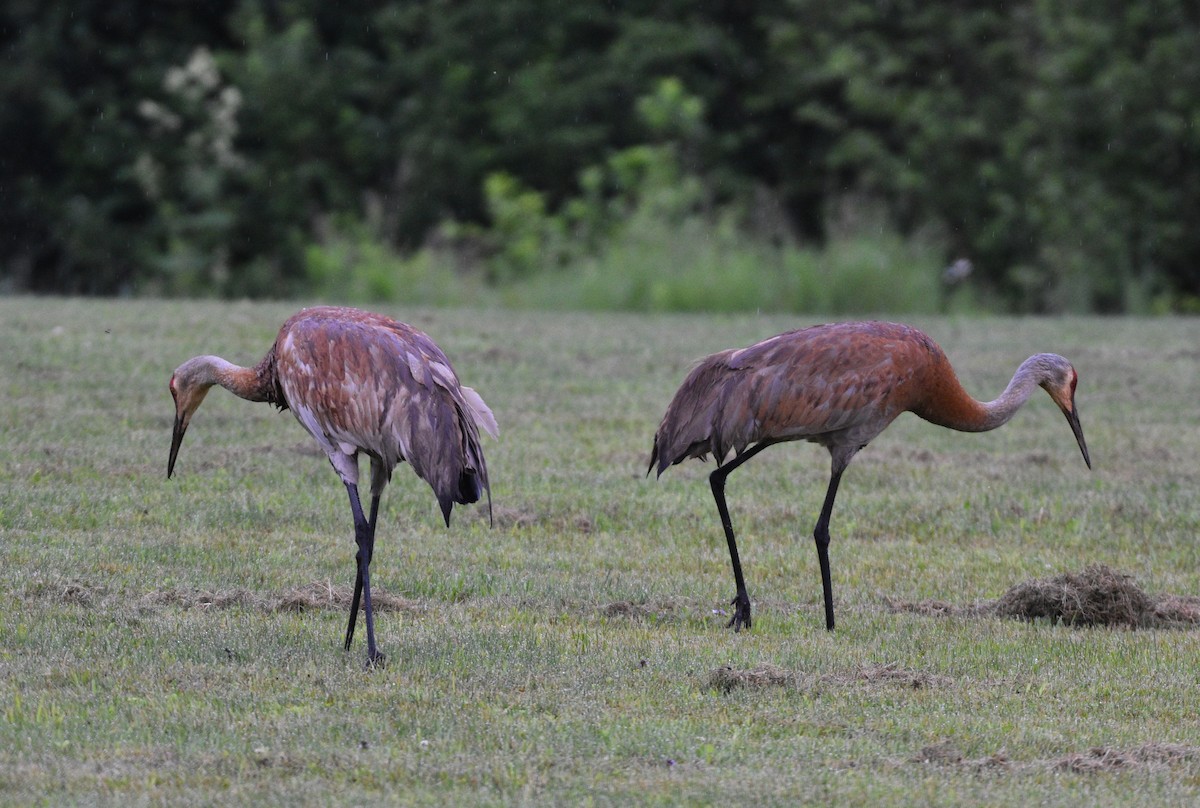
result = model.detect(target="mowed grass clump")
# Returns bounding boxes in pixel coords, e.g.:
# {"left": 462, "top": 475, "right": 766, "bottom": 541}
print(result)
{"left": 2, "top": 299, "right": 1200, "bottom": 805}
{"left": 992, "top": 564, "right": 1156, "bottom": 627}
{"left": 890, "top": 563, "right": 1200, "bottom": 629}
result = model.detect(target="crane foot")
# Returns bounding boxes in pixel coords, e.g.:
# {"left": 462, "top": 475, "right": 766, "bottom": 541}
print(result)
{"left": 364, "top": 650, "right": 387, "bottom": 671}
{"left": 726, "top": 592, "right": 752, "bottom": 632}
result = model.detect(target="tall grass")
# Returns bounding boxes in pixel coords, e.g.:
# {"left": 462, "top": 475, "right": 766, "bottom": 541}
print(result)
{"left": 305, "top": 223, "right": 491, "bottom": 308}
{"left": 501, "top": 208, "right": 945, "bottom": 314}
{"left": 304, "top": 212, "right": 948, "bottom": 315}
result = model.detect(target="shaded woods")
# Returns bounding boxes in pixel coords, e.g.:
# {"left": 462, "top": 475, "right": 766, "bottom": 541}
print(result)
{"left": 3, "top": 1, "right": 1198, "bottom": 312}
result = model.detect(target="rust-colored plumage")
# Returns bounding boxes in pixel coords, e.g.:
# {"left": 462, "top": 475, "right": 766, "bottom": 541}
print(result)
{"left": 649, "top": 321, "right": 1091, "bottom": 632}
{"left": 168, "top": 306, "right": 498, "bottom": 664}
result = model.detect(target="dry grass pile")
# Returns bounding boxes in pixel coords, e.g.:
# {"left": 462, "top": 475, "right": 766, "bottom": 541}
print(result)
{"left": 903, "top": 742, "right": 1200, "bottom": 774}
{"left": 990, "top": 564, "right": 1153, "bottom": 627}
{"left": 600, "top": 599, "right": 680, "bottom": 623}
{"left": 889, "top": 564, "right": 1200, "bottom": 629}
{"left": 853, "top": 662, "right": 952, "bottom": 690}
{"left": 706, "top": 663, "right": 797, "bottom": 692}
{"left": 909, "top": 741, "right": 1007, "bottom": 771}
{"left": 137, "top": 582, "right": 422, "bottom": 614}
{"left": 1151, "top": 594, "right": 1200, "bottom": 625}
{"left": 1052, "top": 743, "right": 1199, "bottom": 773}
{"left": 707, "top": 661, "right": 953, "bottom": 694}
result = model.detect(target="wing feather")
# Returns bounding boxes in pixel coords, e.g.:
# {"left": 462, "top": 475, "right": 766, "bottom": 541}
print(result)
{"left": 651, "top": 322, "right": 937, "bottom": 473}
{"left": 273, "top": 307, "right": 494, "bottom": 522}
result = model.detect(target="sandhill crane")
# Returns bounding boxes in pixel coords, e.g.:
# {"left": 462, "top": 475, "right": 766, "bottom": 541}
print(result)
{"left": 649, "top": 321, "right": 1091, "bottom": 632}
{"left": 168, "top": 306, "right": 498, "bottom": 665}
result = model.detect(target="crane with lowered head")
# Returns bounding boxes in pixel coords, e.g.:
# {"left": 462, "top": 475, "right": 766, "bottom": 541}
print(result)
{"left": 649, "top": 321, "right": 1091, "bottom": 632}
{"left": 168, "top": 306, "right": 498, "bottom": 665}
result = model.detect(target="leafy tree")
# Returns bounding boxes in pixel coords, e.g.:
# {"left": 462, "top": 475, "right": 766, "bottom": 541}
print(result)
{"left": 0, "top": 0, "right": 238, "bottom": 294}
{"left": 2, "top": 0, "right": 1198, "bottom": 310}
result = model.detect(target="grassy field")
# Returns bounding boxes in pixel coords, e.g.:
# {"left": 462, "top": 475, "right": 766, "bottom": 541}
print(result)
{"left": 2, "top": 297, "right": 1199, "bottom": 806}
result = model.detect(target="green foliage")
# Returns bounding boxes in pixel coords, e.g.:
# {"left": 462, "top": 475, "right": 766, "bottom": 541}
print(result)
{"left": 1016, "top": 1, "right": 1200, "bottom": 312}
{"left": 503, "top": 202, "right": 943, "bottom": 315}
{"left": 760, "top": 1, "right": 1200, "bottom": 311}
{"left": 478, "top": 172, "right": 560, "bottom": 281}
{"left": 303, "top": 221, "right": 484, "bottom": 307}
{"left": 482, "top": 79, "right": 944, "bottom": 314}
{"left": 133, "top": 47, "right": 251, "bottom": 297}
{"left": 3, "top": 1, "right": 1199, "bottom": 311}
{"left": 635, "top": 75, "right": 706, "bottom": 142}
{"left": 0, "top": 1, "right": 241, "bottom": 295}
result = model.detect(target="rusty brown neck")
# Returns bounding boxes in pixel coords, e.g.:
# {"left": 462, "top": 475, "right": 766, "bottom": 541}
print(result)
{"left": 918, "top": 355, "right": 1049, "bottom": 434}
{"left": 191, "top": 354, "right": 278, "bottom": 404}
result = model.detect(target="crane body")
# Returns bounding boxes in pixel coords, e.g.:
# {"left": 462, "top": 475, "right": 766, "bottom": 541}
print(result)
{"left": 168, "top": 306, "right": 497, "bottom": 665}
{"left": 649, "top": 321, "right": 1090, "bottom": 632}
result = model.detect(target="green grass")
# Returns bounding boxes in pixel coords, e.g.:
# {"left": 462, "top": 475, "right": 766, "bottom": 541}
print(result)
{"left": 2, "top": 298, "right": 1199, "bottom": 805}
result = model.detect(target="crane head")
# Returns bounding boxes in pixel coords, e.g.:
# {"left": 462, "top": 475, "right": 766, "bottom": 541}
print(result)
{"left": 168, "top": 359, "right": 215, "bottom": 478}
{"left": 1041, "top": 359, "right": 1091, "bottom": 470}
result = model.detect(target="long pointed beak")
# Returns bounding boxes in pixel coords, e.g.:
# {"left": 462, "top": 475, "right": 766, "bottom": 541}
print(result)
{"left": 1065, "top": 406, "right": 1091, "bottom": 470}
{"left": 168, "top": 412, "right": 187, "bottom": 478}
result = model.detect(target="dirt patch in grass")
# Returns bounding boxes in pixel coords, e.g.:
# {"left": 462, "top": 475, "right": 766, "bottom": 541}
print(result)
{"left": 707, "top": 661, "right": 953, "bottom": 694}
{"left": 1052, "top": 743, "right": 1200, "bottom": 773}
{"left": 850, "top": 662, "right": 952, "bottom": 690}
{"left": 885, "top": 597, "right": 972, "bottom": 618}
{"left": 21, "top": 575, "right": 422, "bottom": 615}
{"left": 898, "top": 742, "right": 1200, "bottom": 776}
{"left": 480, "top": 505, "right": 539, "bottom": 529}
{"left": 600, "top": 599, "right": 680, "bottom": 622}
{"left": 908, "top": 741, "right": 1012, "bottom": 772}
{"left": 707, "top": 663, "right": 797, "bottom": 692}
{"left": 271, "top": 581, "right": 424, "bottom": 614}
{"left": 888, "top": 564, "right": 1200, "bottom": 629}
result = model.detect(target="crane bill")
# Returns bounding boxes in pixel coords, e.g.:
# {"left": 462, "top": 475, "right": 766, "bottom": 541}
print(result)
{"left": 168, "top": 413, "right": 187, "bottom": 478}
{"left": 1064, "top": 407, "right": 1091, "bottom": 469}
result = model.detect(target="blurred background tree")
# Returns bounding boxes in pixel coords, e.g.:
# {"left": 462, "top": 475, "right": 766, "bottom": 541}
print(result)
{"left": 2, "top": 0, "right": 1197, "bottom": 312}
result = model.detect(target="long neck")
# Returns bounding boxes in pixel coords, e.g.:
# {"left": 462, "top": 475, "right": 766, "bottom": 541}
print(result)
{"left": 917, "top": 356, "right": 1045, "bottom": 433}
{"left": 199, "top": 354, "right": 278, "bottom": 403}
{"left": 975, "top": 363, "right": 1045, "bottom": 431}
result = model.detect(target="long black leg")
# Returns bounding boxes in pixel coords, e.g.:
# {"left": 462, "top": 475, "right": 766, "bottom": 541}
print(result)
{"left": 343, "top": 483, "right": 383, "bottom": 665}
{"left": 708, "top": 442, "right": 771, "bottom": 631}
{"left": 367, "top": 494, "right": 380, "bottom": 561}
{"left": 814, "top": 468, "right": 845, "bottom": 631}
{"left": 344, "top": 492, "right": 380, "bottom": 653}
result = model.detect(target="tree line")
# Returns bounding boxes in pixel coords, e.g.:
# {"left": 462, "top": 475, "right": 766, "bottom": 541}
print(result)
{"left": 2, "top": 0, "right": 1198, "bottom": 311}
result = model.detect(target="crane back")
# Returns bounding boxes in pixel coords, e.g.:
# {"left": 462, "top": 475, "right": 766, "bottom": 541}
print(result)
{"left": 650, "top": 321, "right": 945, "bottom": 473}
